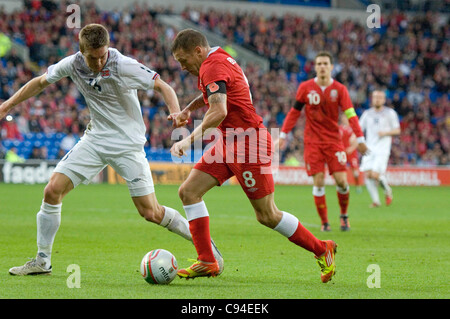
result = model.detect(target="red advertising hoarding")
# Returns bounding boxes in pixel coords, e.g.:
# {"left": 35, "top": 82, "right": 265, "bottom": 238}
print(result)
{"left": 273, "top": 166, "right": 450, "bottom": 186}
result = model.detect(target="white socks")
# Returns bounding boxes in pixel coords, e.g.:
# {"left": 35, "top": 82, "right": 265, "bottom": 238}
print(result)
{"left": 312, "top": 186, "right": 326, "bottom": 197}
{"left": 365, "top": 178, "right": 381, "bottom": 205}
{"left": 160, "top": 206, "right": 192, "bottom": 242}
{"left": 379, "top": 175, "right": 392, "bottom": 196}
{"left": 182, "top": 201, "right": 209, "bottom": 222}
{"left": 336, "top": 185, "right": 350, "bottom": 194}
{"left": 36, "top": 201, "right": 61, "bottom": 268}
{"left": 34, "top": 202, "right": 195, "bottom": 269}
{"left": 273, "top": 211, "right": 299, "bottom": 238}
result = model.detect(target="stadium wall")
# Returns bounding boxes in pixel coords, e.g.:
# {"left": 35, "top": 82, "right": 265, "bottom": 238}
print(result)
{"left": 1, "top": 160, "right": 449, "bottom": 186}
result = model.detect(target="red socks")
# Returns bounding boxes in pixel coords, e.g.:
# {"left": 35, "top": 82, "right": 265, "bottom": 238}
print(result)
{"left": 188, "top": 216, "right": 215, "bottom": 263}
{"left": 273, "top": 211, "right": 327, "bottom": 256}
{"left": 186, "top": 204, "right": 329, "bottom": 262}
{"left": 183, "top": 201, "right": 215, "bottom": 263}
{"left": 314, "top": 185, "right": 350, "bottom": 223}
{"left": 314, "top": 195, "right": 328, "bottom": 224}
{"left": 289, "top": 222, "right": 326, "bottom": 256}
{"left": 337, "top": 187, "right": 350, "bottom": 216}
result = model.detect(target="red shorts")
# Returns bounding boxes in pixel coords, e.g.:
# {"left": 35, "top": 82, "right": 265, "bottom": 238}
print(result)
{"left": 194, "top": 128, "right": 275, "bottom": 200}
{"left": 304, "top": 143, "right": 347, "bottom": 176}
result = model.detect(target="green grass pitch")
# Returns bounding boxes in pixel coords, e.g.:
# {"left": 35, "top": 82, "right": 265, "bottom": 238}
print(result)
{"left": 0, "top": 183, "right": 448, "bottom": 299}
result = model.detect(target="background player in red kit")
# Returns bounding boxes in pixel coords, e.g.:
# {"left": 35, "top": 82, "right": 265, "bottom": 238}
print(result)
{"left": 339, "top": 115, "right": 363, "bottom": 194}
{"left": 279, "top": 51, "right": 369, "bottom": 232}
{"left": 169, "top": 29, "right": 337, "bottom": 283}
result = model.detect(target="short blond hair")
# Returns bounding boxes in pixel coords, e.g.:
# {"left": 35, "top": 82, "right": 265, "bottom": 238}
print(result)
{"left": 79, "top": 24, "right": 110, "bottom": 53}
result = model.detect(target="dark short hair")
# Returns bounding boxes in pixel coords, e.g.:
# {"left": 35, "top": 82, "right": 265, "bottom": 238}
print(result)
{"left": 315, "top": 51, "right": 333, "bottom": 64}
{"left": 79, "top": 24, "right": 110, "bottom": 53}
{"left": 171, "top": 29, "right": 209, "bottom": 53}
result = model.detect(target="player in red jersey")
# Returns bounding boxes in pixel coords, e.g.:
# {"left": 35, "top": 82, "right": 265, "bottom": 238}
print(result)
{"left": 279, "top": 51, "right": 368, "bottom": 232}
{"left": 169, "top": 29, "right": 337, "bottom": 283}
{"left": 339, "top": 115, "right": 363, "bottom": 194}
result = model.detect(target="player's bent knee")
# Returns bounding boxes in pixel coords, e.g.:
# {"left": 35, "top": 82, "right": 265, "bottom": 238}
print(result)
{"left": 178, "top": 184, "right": 188, "bottom": 203}
{"left": 43, "top": 182, "right": 64, "bottom": 204}
{"left": 43, "top": 173, "right": 73, "bottom": 204}
{"left": 178, "top": 184, "right": 200, "bottom": 205}
{"left": 336, "top": 180, "right": 348, "bottom": 189}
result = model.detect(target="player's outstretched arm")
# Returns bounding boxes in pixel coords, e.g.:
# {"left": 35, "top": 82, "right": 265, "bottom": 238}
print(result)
{"left": 378, "top": 127, "right": 401, "bottom": 137}
{"left": 154, "top": 77, "right": 181, "bottom": 115}
{"left": 0, "top": 74, "right": 50, "bottom": 120}
{"left": 184, "top": 94, "right": 206, "bottom": 113}
{"left": 278, "top": 100, "right": 304, "bottom": 150}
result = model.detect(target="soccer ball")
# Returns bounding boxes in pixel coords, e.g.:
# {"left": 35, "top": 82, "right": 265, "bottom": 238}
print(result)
{"left": 140, "top": 249, "right": 178, "bottom": 284}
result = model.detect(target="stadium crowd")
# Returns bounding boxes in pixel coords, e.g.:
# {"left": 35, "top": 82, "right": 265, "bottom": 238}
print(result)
{"left": 0, "top": 1, "right": 448, "bottom": 166}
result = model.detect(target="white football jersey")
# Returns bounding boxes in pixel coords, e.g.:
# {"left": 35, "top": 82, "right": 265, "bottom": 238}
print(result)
{"left": 359, "top": 106, "right": 400, "bottom": 155}
{"left": 46, "top": 48, "right": 159, "bottom": 152}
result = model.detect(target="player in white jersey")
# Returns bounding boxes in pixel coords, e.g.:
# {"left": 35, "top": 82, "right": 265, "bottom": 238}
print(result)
{"left": 359, "top": 90, "right": 401, "bottom": 207}
{"left": 0, "top": 24, "right": 223, "bottom": 275}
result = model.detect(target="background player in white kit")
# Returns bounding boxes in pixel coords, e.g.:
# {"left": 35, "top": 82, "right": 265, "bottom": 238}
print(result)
{"left": 359, "top": 90, "right": 401, "bottom": 207}
{"left": 0, "top": 24, "right": 222, "bottom": 275}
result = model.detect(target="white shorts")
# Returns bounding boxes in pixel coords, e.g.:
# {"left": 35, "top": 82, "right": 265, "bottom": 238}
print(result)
{"left": 360, "top": 152, "right": 390, "bottom": 174}
{"left": 54, "top": 138, "right": 154, "bottom": 197}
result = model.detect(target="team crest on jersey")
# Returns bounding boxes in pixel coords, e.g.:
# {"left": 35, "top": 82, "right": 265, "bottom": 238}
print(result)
{"left": 330, "top": 89, "right": 338, "bottom": 102}
{"left": 101, "top": 68, "right": 111, "bottom": 79}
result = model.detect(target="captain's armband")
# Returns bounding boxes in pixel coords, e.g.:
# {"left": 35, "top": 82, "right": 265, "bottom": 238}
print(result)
{"left": 344, "top": 107, "right": 357, "bottom": 119}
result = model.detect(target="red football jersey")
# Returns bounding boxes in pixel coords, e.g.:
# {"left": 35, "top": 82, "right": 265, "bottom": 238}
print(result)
{"left": 295, "top": 78, "right": 356, "bottom": 145}
{"left": 198, "top": 47, "right": 265, "bottom": 136}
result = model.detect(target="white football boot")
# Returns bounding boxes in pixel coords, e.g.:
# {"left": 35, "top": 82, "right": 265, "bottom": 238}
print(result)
{"left": 211, "top": 239, "right": 224, "bottom": 275}
{"left": 9, "top": 254, "right": 52, "bottom": 276}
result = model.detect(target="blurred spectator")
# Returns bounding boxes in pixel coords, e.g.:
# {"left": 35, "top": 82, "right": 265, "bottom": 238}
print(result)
{"left": 1, "top": 117, "right": 23, "bottom": 140}
{"left": 0, "top": 32, "right": 11, "bottom": 57}
{"left": 60, "top": 132, "right": 77, "bottom": 153}
{"left": 56, "top": 147, "right": 67, "bottom": 160}
{"left": 5, "top": 47, "right": 23, "bottom": 66}
{"left": 5, "top": 147, "right": 25, "bottom": 163}
{"left": 284, "top": 151, "right": 302, "bottom": 166}
{"left": 29, "top": 146, "right": 47, "bottom": 160}
{"left": 15, "top": 109, "right": 30, "bottom": 135}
